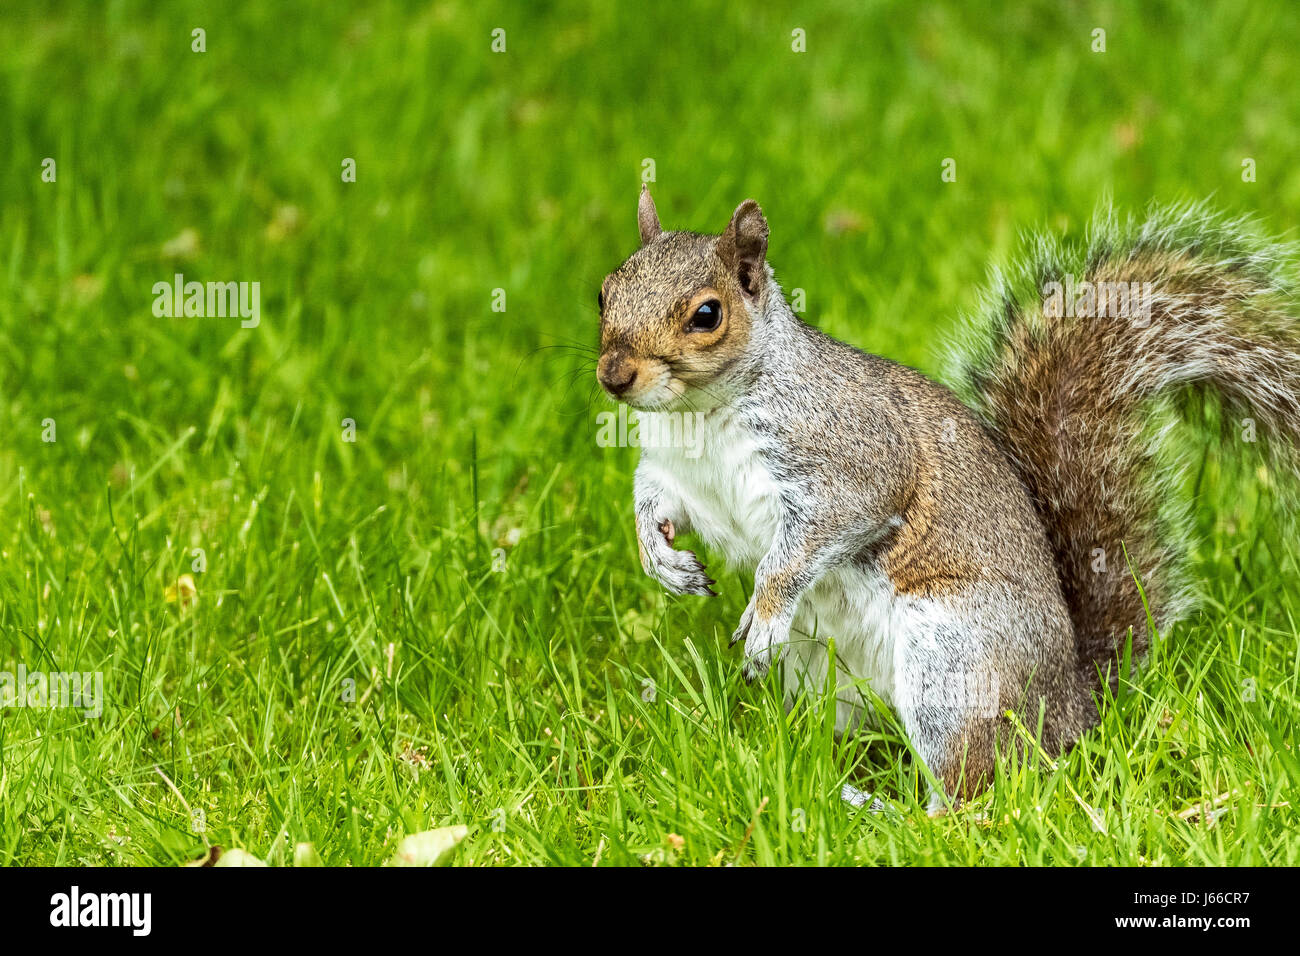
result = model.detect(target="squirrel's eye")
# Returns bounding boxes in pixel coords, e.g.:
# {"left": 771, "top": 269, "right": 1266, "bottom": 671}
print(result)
{"left": 687, "top": 299, "right": 722, "bottom": 333}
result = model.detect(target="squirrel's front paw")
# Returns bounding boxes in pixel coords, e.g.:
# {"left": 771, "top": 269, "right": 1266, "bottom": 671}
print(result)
{"left": 740, "top": 616, "right": 788, "bottom": 683}
{"left": 659, "top": 548, "right": 717, "bottom": 596}
{"left": 639, "top": 531, "right": 716, "bottom": 596}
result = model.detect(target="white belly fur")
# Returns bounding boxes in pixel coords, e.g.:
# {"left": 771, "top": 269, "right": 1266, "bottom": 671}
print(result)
{"left": 639, "top": 409, "right": 902, "bottom": 728}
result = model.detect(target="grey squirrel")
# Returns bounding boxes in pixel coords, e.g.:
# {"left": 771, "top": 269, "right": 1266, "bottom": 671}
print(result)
{"left": 597, "top": 186, "right": 1300, "bottom": 810}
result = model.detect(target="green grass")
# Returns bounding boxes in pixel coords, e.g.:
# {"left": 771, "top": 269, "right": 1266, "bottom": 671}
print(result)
{"left": 2, "top": 0, "right": 1299, "bottom": 865}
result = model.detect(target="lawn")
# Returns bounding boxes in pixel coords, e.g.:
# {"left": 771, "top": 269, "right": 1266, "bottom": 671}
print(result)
{"left": 1, "top": 0, "right": 1298, "bottom": 865}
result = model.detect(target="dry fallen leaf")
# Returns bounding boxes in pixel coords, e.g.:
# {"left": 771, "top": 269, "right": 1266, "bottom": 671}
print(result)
{"left": 165, "top": 574, "right": 198, "bottom": 613}
{"left": 397, "top": 741, "right": 432, "bottom": 769}
{"left": 184, "top": 845, "right": 221, "bottom": 867}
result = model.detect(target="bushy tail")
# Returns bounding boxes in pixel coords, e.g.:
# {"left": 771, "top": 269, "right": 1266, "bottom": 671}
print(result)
{"left": 955, "top": 201, "right": 1300, "bottom": 696}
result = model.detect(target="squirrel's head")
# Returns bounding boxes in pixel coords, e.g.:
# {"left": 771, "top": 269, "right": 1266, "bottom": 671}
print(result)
{"left": 596, "top": 186, "right": 770, "bottom": 411}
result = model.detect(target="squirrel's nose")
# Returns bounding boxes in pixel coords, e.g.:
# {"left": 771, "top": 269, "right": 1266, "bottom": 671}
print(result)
{"left": 598, "top": 356, "right": 639, "bottom": 397}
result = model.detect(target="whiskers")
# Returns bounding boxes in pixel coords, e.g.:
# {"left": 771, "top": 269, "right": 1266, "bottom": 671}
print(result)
{"left": 517, "top": 336, "right": 604, "bottom": 419}
{"left": 517, "top": 335, "right": 737, "bottom": 441}
{"left": 661, "top": 359, "right": 737, "bottom": 418}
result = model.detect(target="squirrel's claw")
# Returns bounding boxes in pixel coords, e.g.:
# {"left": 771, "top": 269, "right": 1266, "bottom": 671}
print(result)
{"left": 729, "top": 600, "right": 755, "bottom": 648}
{"left": 741, "top": 655, "right": 769, "bottom": 684}
{"left": 738, "top": 615, "right": 785, "bottom": 682}
{"left": 647, "top": 545, "right": 715, "bottom": 596}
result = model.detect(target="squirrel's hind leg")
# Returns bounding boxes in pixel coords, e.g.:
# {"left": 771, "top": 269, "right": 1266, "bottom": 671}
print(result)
{"left": 890, "top": 585, "right": 1074, "bottom": 808}
{"left": 891, "top": 604, "right": 998, "bottom": 805}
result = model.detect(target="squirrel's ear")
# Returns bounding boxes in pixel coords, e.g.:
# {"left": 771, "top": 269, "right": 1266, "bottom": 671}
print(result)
{"left": 717, "top": 200, "right": 768, "bottom": 297}
{"left": 638, "top": 185, "right": 662, "bottom": 245}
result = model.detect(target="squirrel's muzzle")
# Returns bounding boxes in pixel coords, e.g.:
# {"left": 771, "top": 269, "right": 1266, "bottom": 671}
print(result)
{"left": 597, "top": 352, "right": 640, "bottom": 398}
